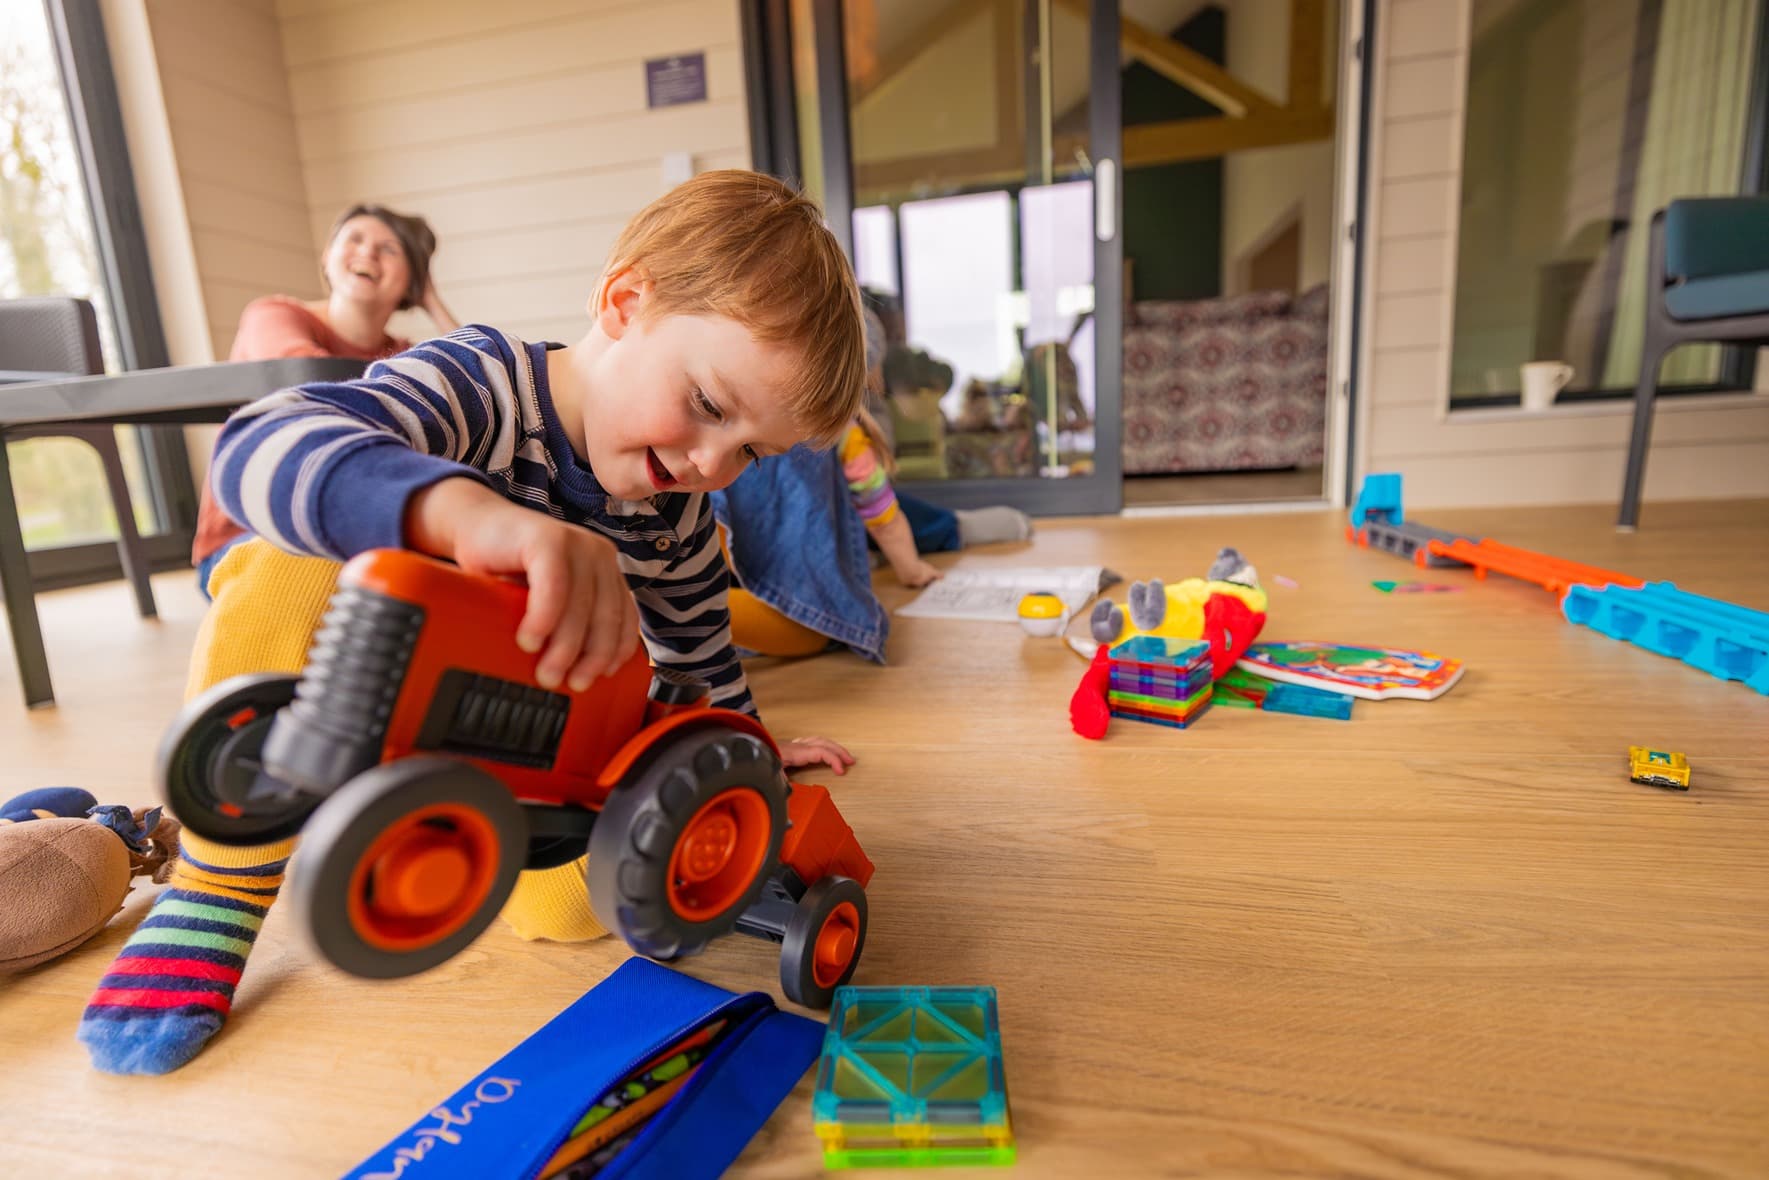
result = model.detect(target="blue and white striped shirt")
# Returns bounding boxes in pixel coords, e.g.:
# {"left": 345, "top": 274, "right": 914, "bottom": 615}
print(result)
{"left": 211, "top": 325, "right": 753, "bottom": 715}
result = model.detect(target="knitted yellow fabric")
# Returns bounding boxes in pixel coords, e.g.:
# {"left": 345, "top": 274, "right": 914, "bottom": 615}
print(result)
{"left": 501, "top": 855, "right": 606, "bottom": 942}
{"left": 177, "top": 830, "right": 299, "bottom": 873}
{"left": 187, "top": 539, "right": 341, "bottom": 698}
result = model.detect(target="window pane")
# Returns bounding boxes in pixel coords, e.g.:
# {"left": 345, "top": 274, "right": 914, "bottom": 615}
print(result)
{"left": 852, "top": 204, "right": 898, "bottom": 296}
{"left": 901, "top": 191, "right": 1016, "bottom": 417}
{"left": 1450, "top": 0, "right": 1763, "bottom": 405}
{"left": 1, "top": 0, "right": 157, "bottom": 544}
{"left": 845, "top": 0, "right": 1095, "bottom": 483}
{"left": 1020, "top": 180, "right": 1095, "bottom": 475}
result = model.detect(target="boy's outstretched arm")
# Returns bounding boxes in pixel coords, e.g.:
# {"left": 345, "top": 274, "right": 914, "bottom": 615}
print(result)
{"left": 209, "top": 335, "right": 510, "bottom": 560}
{"left": 211, "top": 332, "right": 638, "bottom": 686}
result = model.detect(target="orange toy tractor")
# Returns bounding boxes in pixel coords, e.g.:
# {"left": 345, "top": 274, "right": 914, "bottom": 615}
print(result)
{"left": 160, "top": 549, "right": 873, "bottom": 1007}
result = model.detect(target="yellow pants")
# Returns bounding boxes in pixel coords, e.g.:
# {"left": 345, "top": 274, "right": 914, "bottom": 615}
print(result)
{"left": 728, "top": 588, "right": 830, "bottom": 658}
{"left": 193, "top": 539, "right": 604, "bottom": 941}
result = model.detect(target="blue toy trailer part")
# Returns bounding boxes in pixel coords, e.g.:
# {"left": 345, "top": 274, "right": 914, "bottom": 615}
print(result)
{"left": 1563, "top": 581, "right": 1769, "bottom": 694}
{"left": 1264, "top": 682, "right": 1355, "bottom": 720}
{"left": 1350, "top": 473, "right": 1404, "bottom": 529}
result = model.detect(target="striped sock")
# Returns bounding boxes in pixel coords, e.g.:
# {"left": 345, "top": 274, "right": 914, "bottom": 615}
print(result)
{"left": 78, "top": 832, "right": 294, "bottom": 1075}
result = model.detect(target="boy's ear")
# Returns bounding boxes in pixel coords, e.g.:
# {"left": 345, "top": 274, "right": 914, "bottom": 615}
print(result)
{"left": 592, "top": 267, "right": 648, "bottom": 339}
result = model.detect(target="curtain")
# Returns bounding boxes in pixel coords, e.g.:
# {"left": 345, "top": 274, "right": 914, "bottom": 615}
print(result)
{"left": 1602, "top": 0, "right": 1762, "bottom": 387}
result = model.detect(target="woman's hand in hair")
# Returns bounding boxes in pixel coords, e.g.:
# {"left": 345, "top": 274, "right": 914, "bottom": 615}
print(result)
{"left": 420, "top": 274, "right": 460, "bottom": 335}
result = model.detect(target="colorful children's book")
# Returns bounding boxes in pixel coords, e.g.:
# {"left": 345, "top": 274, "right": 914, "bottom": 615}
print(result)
{"left": 1237, "top": 641, "right": 1464, "bottom": 701}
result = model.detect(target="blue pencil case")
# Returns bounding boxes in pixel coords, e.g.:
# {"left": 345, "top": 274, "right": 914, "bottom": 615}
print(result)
{"left": 346, "top": 958, "right": 824, "bottom": 1180}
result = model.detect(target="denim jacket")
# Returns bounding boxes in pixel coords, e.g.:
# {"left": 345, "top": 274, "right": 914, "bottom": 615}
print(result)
{"left": 711, "top": 443, "right": 889, "bottom": 663}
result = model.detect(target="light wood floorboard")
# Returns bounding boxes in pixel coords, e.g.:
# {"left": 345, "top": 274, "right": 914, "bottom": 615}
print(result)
{"left": 2, "top": 500, "right": 1766, "bottom": 1177}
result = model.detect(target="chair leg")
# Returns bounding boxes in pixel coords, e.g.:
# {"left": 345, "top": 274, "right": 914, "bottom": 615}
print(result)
{"left": 0, "top": 440, "right": 55, "bottom": 707}
{"left": 90, "top": 428, "right": 157, "bottom": 620}
{"left": 1617, "top": 346, "right": 1664, "bottom": 531}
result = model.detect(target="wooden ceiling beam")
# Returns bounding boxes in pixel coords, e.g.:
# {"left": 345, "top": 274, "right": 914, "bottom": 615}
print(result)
{"left": 1289, "top": 0, "right": 1328, "bottom": 110}
{"left": 1051, "top": 0, "right": 1279, "bottom": 117}
{"left": 1119, "top": 104, "right": 1335, "bottom": 168}
{"left": 852, "top": 0, "right": 992, "bottom": 105}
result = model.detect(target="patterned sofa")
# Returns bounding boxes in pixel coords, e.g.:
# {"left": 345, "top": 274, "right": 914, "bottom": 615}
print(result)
{"left": 1121, "top": 286, "right": 1329, "bottom": 476}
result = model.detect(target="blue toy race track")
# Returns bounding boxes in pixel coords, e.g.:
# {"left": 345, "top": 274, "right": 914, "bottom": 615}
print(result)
{"left": 1563, "top": 581, "right": 1769, "bottom": 694}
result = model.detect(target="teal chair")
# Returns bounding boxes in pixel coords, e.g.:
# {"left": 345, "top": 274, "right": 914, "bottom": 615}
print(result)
{"left": 1620, "top": 196, "right": 1769, "bottom": 529}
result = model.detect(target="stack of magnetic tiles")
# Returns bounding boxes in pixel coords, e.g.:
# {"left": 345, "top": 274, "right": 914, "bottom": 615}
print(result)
{"left": 812, "top": 985, "right": 1015, "bottom": 1169}
{"left": 1107, "top": 635, "right": 1214, "bottom": 729}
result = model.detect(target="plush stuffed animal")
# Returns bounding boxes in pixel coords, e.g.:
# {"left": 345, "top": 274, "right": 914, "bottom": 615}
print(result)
{"left": 0, "top": 787, "right": 180, "bottom": 974}
{"left": 1087, "top": 547, "right": 1269, "bottom": 678}
{"left": 1071, "top": 548, "right": 1270, "bottom": 740}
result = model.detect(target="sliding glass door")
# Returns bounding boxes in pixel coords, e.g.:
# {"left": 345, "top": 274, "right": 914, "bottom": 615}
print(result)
{"left": 797, "top": 0, "right": 1123, "bottom": 515}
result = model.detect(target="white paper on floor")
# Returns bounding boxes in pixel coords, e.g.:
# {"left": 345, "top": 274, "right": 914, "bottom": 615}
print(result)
{"left": 894, "top": 565, "right": 1121, "bottom": 622}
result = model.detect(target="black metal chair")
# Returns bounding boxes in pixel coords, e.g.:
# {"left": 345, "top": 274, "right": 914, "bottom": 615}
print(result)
{"left": 0, "top": 297, "right": 157, "bottom": 642}
{"left": 1619, "top": 197, "right": 1769, "bottom": 529}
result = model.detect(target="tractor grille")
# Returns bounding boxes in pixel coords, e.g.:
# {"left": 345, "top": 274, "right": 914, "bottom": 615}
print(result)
{"left": 417, "top": 671, "right": 570, "bottom": 769}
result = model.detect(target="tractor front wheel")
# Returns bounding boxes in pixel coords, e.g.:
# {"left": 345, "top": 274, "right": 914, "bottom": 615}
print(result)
{"left": 291, "top": 757, "right": 527, "bottom": 979}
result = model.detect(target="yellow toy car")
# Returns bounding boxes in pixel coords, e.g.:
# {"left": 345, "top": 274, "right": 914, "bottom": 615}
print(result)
{"left": 1628, "top": 747, "right": 1691, "bottom": 791}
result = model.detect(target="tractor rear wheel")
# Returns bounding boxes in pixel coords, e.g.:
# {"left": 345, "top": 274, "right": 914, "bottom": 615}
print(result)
{"left": 780, "top": 876, "right": 867, "bottom": 1008}
{"left": 587, "top": 726, "right": 787, "bottom": 961}
{"left": 158, "top": 673, "right": 312, "bottom": 844}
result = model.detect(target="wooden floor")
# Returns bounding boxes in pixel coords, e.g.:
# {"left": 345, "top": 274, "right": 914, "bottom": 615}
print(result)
{"left": 4, "top": 500, "right": 1767, "bottom": 1178}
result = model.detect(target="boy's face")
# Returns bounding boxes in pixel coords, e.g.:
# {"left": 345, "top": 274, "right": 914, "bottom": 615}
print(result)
{"left": 582, "top": 272, "right": 807, "bottom": 501}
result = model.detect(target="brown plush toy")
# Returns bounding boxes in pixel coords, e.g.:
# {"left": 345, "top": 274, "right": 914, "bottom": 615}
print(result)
{"left": 0, "top": 788, "right": 180, "bottom": 974}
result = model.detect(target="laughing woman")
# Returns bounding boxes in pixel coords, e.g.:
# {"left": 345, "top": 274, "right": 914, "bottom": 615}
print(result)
{"left": 191, "top": 203, "right": 458, "bottom": 595}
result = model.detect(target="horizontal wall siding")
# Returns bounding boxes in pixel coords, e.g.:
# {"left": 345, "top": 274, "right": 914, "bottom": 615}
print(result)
{"left": 276, "top": 0, "right": 752, "bottom": 345}
{"left": 1359, "top": 0, "right": 1769, "bottom": 507}
{"left": 1369, "top": 401, "right": 1769, "bottom": 458}
{"left": 1386, "top": 443, "right": 1769, "bottom": 508}
{"left": 147, "top": 0, "right": 319, "bottom": 361}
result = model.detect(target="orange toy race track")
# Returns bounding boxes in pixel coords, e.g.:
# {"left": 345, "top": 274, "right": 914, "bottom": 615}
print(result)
{"left": 1424, "top": 538, "right": 1642, "bottom": 600}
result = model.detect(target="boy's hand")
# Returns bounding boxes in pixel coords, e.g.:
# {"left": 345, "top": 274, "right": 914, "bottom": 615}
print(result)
{"left": 778, "top": 736, "right": 855, "bottom": 776}
{"left": 406, "top": 478, "right": 640, "bottom": 691}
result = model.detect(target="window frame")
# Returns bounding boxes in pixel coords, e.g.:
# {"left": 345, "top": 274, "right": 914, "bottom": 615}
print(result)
{"left": 16, "top": 0, "right": 197, "bottom": 588}
{"left": 1446, "top": 0, "right": 1769, "bottom": 412}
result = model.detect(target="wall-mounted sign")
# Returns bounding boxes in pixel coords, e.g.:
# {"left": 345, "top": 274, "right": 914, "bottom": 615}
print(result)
{"left": 646, "top": 53, "right": 707, "bottom": 109}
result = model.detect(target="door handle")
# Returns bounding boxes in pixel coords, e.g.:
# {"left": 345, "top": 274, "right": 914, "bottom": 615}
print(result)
{"left": 1095, "top": 157, "right": 1117, "bottom": 241}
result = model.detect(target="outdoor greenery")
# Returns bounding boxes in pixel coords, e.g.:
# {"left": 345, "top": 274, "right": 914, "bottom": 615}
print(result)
{"left": 1, "top": 7, "right": 153, "bottom": 547}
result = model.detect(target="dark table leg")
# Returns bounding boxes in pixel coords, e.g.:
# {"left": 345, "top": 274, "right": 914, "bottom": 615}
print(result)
{"left": 0, "top": 440, "right": 54, "bottom": 707}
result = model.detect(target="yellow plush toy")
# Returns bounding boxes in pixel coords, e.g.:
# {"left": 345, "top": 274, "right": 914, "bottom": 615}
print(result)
{"left": 1087, "top": 547, "right": 1269, "bottom": 679}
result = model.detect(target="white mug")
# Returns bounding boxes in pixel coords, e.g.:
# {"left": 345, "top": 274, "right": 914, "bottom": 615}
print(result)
{"left": 1521, "top": 361, "right": 1574, "bottom": 411}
